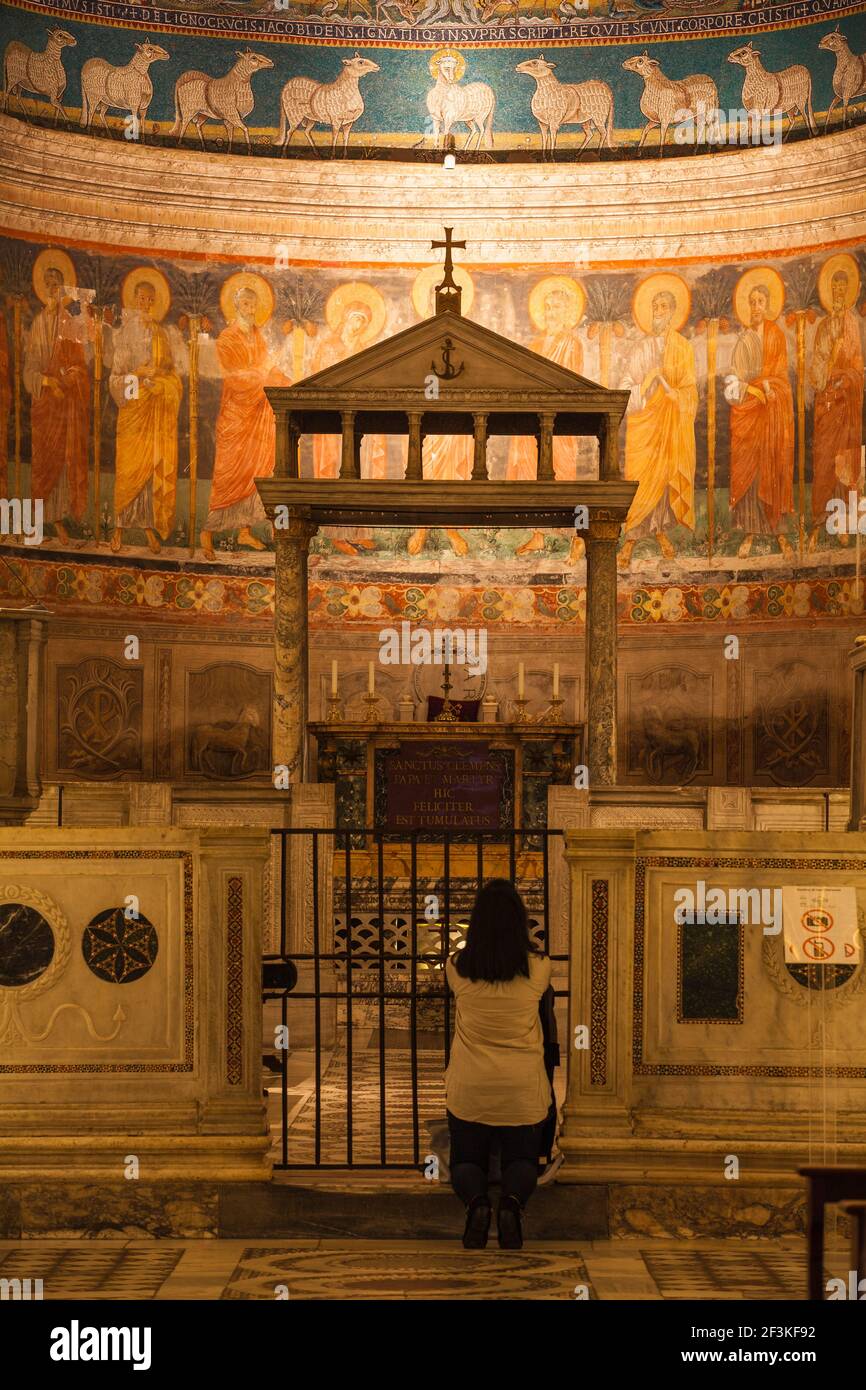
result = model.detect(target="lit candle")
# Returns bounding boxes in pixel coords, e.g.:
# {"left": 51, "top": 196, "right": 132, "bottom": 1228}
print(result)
{"left": 331, "top": 660, "right": 338, "bottom": 697}
{"left": 553, "top": 663, "right": 559, "bottom": 700}
{"left": 518, "top": 661, "right": 525, "bottom": 700}
{"left": 368, "top": 661, "right": 375, "bottom": 696}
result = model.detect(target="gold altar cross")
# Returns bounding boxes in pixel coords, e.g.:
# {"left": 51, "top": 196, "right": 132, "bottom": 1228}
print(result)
{"left": 431, "top": 227, "right": 466, "bottom": 316}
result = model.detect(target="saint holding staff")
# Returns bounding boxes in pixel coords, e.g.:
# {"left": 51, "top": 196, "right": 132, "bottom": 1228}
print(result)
{"left": 200, "top": 272, "right": 290, "bottom": 560}
{"left": 23, "top": 249, "right": 91, "bottom": 546}
{"left": 725, "top": 267, "right": 795, "bottom": 559}
{"left": 109, "top": 268, "right": 182, "bottom": 554}
{"left": 618, "top": 273, "right": 697, "bottom": 569}
{"left": 809, "top": 254, "right": 864, "bottom": 550}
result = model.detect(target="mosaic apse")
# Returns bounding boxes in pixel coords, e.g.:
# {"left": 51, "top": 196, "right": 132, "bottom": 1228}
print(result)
{"left": 1, "top": 0, "right": 866, "bottom": 157}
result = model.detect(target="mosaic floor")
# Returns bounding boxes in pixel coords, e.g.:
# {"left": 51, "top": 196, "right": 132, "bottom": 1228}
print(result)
{"left": 268, "top": 1023, "right": 566, "bottom": 1166}
{"left": 0, "top": 1237, "right": 845, "bottom": 1301}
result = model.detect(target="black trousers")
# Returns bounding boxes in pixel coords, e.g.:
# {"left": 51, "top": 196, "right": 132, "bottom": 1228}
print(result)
{"left": 447, "top": 1109, "right": 543, "bottom": 1207}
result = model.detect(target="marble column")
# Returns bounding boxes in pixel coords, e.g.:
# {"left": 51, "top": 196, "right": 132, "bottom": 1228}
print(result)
{"left": 537, "top": 411, "right": 555, "bottom": 481}
{"left": 848, "top": 636, "right": 866, "bottom": 830}
{"left": 340, "top": 410, "right": 357, "bottom": 479}
{"left": 600, "top": 413, "right": 621, "bottom": 481}
{"left": 273, "top": 513, "right": 318, "bottom": 782}
{"left": 584, "top": 511, "right": 621, "bottom": 786}
{"left": 0, "top": 608, "right": 47, "bottom": 824}
{"left": 274, "top": 410, "right": 301, "bottom": 481}
{"left": 406, "top": 411, "right": 423, "bottom": 480}
{"left": 472, "top": 412, "right": 488, "bottom": 480}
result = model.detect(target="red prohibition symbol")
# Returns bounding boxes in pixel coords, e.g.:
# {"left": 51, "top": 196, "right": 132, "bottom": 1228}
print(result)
{"left": 803, "top": 936, "right": 835, "bottom": 960}
{"left": 801, "top": 909, "right": 833, "bottom": 933}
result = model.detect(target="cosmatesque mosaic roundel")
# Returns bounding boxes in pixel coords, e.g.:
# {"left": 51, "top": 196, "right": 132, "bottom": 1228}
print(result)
{"left": 81, "top": 907, "right": 159, "bottom": 985}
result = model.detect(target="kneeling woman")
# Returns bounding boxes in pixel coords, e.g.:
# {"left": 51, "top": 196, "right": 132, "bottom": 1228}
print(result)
{"left": 445, "top": 878, "right": 551, "bottom": 1250}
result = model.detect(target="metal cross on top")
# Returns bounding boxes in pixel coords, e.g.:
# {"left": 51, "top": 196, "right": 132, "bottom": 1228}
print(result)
{"left": 431, "top": 227, "right": 466, "bottom": 316}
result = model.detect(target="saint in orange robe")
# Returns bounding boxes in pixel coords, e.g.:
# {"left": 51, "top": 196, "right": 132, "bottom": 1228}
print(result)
{"left": 23, "top": 303, "right": 90, "bottom": 522}
{"left": 810, "top": 308, "right": 864, "bottom": 519}
{"left": 728, "top": 318, "right": 795, "bottom": 534}
{"left": 205, "top": 320, "right": 288, "bottom": 532}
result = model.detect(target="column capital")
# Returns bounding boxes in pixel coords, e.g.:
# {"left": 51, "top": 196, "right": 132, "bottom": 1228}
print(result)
{"left": 274, "top": 511, "right": 318, "bottom": 547}
{"left": 586, "top": 508, "right": 625, "bottom": 543}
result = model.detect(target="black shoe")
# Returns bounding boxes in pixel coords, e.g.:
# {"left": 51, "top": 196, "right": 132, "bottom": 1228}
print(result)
{"left": 497, "top": 1196, "right": 524, "bottom": 1249}
{"left": 462, "top": 1196, "right": 491, "bottom": 1249}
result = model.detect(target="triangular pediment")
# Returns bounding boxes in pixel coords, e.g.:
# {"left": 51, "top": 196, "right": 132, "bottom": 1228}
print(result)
{"left": 284, "top": 310, "right": 618, "bottom": 405}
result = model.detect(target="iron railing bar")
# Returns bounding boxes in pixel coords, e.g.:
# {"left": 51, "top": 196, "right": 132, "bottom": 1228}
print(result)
{"left": 377, "top": 830, "right": 387, "bottom": 1166}
{"left": 279, "top": 831, "right": 287, "bottom": 956}
{"left": 344, "top": 832, "right": 353, "bottom": 1166}
{"left": 280, "top": 990, "right": 288, "bottom": 1168}
{"left": 410, "top": 831, "right": 420, "bottom": 1167}
{"left": 312, "top": 829, "right": 322, "bottom": 1168}
{"left": 443, "top": 833, "right": 452, "bottom": 1070}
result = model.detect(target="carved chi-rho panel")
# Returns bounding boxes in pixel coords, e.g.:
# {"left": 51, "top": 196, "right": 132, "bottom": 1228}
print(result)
{"left": 185, "top": 663, "right": 272, "bottom": 781}
{"left": 57, "top": 659, "right": 143, "bottom": 781}
{"left": 751, "top": 659, "right": 832, "bottom": 787}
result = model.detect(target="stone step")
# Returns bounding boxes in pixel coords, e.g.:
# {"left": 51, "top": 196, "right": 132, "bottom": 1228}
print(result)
{"left": 219, "top": 1179, "right": 608, "bottom": 1240}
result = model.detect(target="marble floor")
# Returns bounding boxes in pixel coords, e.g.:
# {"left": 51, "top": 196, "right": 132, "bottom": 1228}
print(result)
{"left": 0, "top": 1236, "right": 847, "bottom": 1300}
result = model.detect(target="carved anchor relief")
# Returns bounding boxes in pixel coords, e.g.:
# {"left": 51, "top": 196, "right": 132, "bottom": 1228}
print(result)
{"left": 431, "top": 337, "right": 464, "bottom": 381}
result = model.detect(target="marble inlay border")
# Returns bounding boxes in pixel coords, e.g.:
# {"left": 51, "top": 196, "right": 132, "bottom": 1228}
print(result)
{"left": 633, "top": 853, "right": 866, "bottom": 1078}
{"left": 226, "top": 874, "right": 244, "bottom": 1086}
{"left": 590, "top": 878, "right": 608, "bottom": 1087}
{"left": 0, "top": 849, "right": 194, "bottom": 1073}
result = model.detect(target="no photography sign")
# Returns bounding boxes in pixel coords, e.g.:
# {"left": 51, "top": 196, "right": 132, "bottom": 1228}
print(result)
{"left": 781, "top": 886, "right": 861, "bottom": 965}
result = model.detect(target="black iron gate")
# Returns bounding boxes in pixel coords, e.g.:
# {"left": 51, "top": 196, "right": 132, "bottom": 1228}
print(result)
{"left": 263, "top": 827, "right": 568, "bottom": 1170}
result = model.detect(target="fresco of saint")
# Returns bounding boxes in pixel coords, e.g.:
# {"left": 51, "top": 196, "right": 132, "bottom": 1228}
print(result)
{"left": 508, "top": 276, "right": 590, "bottom": 566}
{"left": 809, "top": 255, "right": 864, "bottom": 550}
{"left": 109, "top": 270, "right": 183, "bottom": 554}
{"left": 23, "top": 251, "right": 91, "bottom": 546}
{"left": 725, "top": 268, "right": 795, "bottom": 559}
{"left": 618, "top": 275, "right": 697, "bottom": 569}
{"left": 309, "top": 282, "right": 386, "bottom": 556}
{"left": 201, "top": 274, "right": 290, "bottom": 561}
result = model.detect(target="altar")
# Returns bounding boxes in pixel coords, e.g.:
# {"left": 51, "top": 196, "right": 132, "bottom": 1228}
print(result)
{"left": 311, "top": 719, "right": 582, "bottom": 838}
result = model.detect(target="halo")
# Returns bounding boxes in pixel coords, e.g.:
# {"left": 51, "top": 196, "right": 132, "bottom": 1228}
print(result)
{"left": 122, "top": 267, "right": 171, "bottom": 323}
{"left": 412, "top": 264, "right": 475, "bottom": 320}
{"left": 324, "top": 282, "right": 386, "bottom": 346}
{"left": 818, "top": 253, "right": 860, "bottom": 312}
{"left": 220, "top": 271, "right": 274, "bottom": 327}
{"left": 528, "top": 275, "right": 585, "bottom": 332}
{"left": 429, "top": 48, "right": 465, "bottom": 81}
{"left": 33, "top": 248, "right": 76, "bottom": 305}
{"left": 632, "top": 273, "right": 691, "bottom": 335}
{"left": 733, "top": 266, "right": 785, "bottom": 326}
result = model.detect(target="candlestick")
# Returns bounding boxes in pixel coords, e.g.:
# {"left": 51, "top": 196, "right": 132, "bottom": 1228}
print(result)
{"left": 331, "top": 659, "right": 338, "bottom": 697}
{"left": 362, "top": 693, "right": 380, "bottom": 723}
{"left": 518, "top": 661, "right": 525, "bottom": 700}
{"left": 538, "top": 697, "right": 564, "bottom": 725}
{"left": 325, "top": 694, "right": 343, "bottom": 723}
{"left": 513, "top": 697, "right": 530, "bottom": 724}
{"left": 553, "top": 662, "right": 559, "bottom": 700}
{"left": 368, "top": 660, "right": 375, "bottom": 696}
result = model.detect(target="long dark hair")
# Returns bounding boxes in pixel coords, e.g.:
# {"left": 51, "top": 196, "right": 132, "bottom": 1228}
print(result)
{"left": 454, "top": 878, "right": 536, "bottom": 983}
